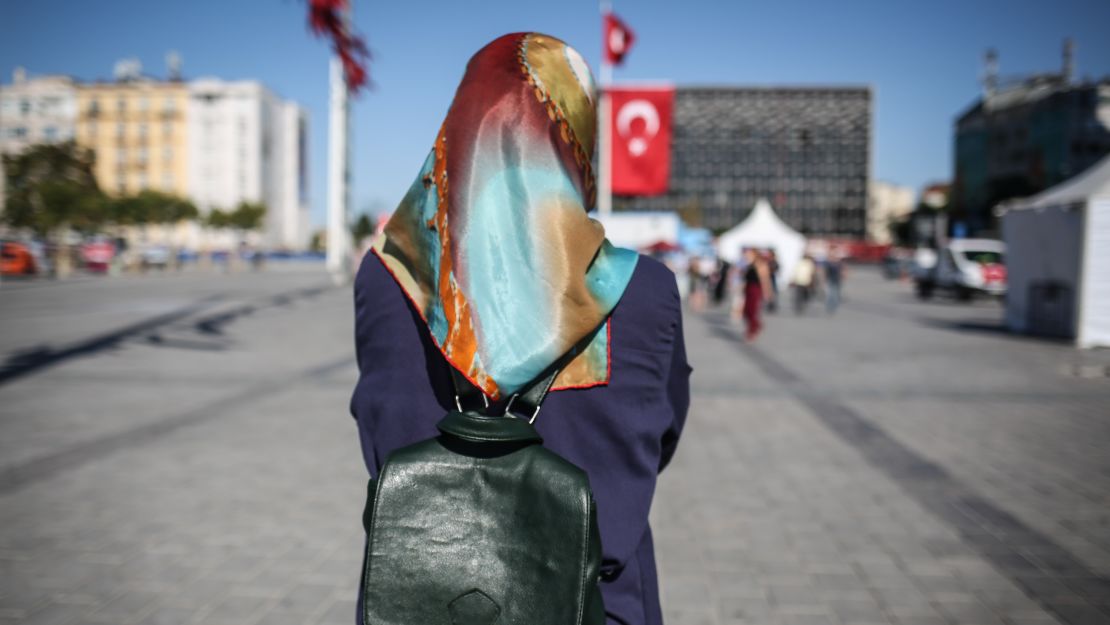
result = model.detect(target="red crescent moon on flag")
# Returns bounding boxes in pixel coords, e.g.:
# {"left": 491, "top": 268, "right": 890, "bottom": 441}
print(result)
{"left": 616, "top": 99, "right": 660, "bottom": 156}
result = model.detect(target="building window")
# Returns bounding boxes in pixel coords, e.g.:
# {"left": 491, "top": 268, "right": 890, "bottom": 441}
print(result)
{"left": 163, "top": 122, "right": 172, "bottom": 137}
{"left": 138, "top": 96, "right": 150, "bottom": 111}
{"left": 43, "top": 126, "right": 57, "bottom": 141}
{"left": 116, "top": 123, "right": 125, "bottom": 138}
{"left": 19, "top": 99, "right": 31, "bottom": 115}
{"left": 117, "top": 97, "right": 126, "bottom": 113}
{"left": 163, "top": 147, "right": 173, "bottom": 162}
{"left": 87, "top": 99, "right": 100, "bottom": 117}
{"left": 164, "top": 98, "right": 175, "bottom": 113}
{"left": 8, "top": 127, "right": 28, "bottom": 139}
{"left": 138, "top": 124, "right": 148, "bottom": 139}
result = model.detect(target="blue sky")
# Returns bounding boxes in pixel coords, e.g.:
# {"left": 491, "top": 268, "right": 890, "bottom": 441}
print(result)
{"left": 3, "top": 0, "right": 1109, "bottom": 228}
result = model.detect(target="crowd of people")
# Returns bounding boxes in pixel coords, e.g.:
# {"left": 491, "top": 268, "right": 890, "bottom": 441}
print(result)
{"left": 682, "top": 247, "right": 846, "bottom": 341}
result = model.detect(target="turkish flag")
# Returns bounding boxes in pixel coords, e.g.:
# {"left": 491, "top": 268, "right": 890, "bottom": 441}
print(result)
{"left": 610, "top": 87, "right": 674, "bottom": 196}
{"left": 603, "top": 13, "right": 635, "bottom": 65}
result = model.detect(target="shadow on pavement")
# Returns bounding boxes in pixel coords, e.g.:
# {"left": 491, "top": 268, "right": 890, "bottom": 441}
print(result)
{"left": 0, "top": 285, "right": 332, "bottom": 387}
{"left": 0, "top": 294, "right": 226, "bottom": 387}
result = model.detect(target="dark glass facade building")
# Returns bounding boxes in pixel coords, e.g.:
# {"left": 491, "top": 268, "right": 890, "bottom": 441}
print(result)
{"left": 953, "top": 78, "right": 1110, "bottom": 233}
{"left": 613, "top": 87, "right": 872, "bottom": 236}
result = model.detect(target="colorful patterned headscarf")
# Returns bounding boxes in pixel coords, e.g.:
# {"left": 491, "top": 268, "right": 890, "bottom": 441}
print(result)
{"left": 372, "top": 33, "right": 638, "bottom": 400}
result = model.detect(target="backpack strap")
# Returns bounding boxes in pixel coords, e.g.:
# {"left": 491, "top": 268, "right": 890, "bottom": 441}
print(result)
{"left": 449, "top": 367, "right": 489, "bottom": 412}
{"left": 503, "top": 365, "right": 561, "bottom": 423}
{"left": 448, "top": 323, "right": 604, "bottom": 423}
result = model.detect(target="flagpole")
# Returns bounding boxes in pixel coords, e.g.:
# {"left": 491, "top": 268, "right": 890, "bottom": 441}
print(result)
{"left": 326, "top": 2, "right": 352, "bottom": 282}
{"left": 598, "top": 1, "right": 613, "bottom": 217}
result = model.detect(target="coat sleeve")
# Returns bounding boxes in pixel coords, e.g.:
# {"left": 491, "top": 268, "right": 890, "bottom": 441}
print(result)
{"left": 658, "top": 277, "right": 691, "bottom": 473}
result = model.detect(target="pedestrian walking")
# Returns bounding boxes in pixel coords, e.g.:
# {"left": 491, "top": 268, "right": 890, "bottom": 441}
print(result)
{"left": 741, "top": 248, "right": 774, "bottom": 340}
{"left": 765, "top": 249, "right": 780, "bottom": 313}
{"left": 712, "top": 258, "right": 731, "bottom": 307}
{"left": 350, "top": 33, "right": 691, "bottom": 625}
{"left": 687, "top": 257, "right": 705, "bottom": 310}
{"left": 824, "top": 252, "right": 844, "bottom": 314}
{"left": 791, "top": 254, "right": 818, "bottom": 315}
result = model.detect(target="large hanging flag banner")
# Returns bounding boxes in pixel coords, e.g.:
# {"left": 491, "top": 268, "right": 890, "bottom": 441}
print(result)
{"left": 609, "top": 86, "right": 674, "bottom": 195}
{"left": 603, "top": 12, "right": 635, "bottom": 65}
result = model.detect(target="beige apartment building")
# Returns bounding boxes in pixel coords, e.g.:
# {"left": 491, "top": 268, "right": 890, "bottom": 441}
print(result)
{"left": 75, "top": 79, "right": 189, "bottom": 197}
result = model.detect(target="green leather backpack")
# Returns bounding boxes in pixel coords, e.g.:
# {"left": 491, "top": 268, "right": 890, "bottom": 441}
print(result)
{"left": 359, "top": 357, "right": 606, "bottom": 625}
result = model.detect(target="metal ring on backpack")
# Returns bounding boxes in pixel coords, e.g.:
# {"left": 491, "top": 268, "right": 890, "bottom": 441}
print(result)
{"left": 455, "top": 392, "right": 489, "bottom": 413}
{"left": 504, "top": 394, "right": 541, "bottom": 424}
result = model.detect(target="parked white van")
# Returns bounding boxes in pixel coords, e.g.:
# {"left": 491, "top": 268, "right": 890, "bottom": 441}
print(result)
{"left": 915, "top": 239, "right": 1007, "bottom": 300}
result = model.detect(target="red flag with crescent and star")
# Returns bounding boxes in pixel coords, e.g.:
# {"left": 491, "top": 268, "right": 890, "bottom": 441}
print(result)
{"left": 609, "top": 86, "right": 674, "bottom": 196}
{"left": 603, "top": 12, "right": 635, "bottom": 65}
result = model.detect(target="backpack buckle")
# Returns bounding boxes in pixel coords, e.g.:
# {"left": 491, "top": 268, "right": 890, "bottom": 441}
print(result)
{"left": 504, "top": 394, "right": 541, "bottom": 424}
{"left": 454, "top": 392, "right": 489, "bottom": 413}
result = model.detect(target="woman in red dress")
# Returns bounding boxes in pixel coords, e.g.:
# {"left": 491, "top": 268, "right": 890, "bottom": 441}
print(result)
{"left": 741, "top": 248, "right": 774, "bottom": 340}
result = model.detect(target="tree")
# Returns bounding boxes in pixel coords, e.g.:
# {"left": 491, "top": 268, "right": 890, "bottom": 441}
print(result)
{"left": 309, "top": 230, "right": 326, "bottom": 253}
{"left": 110, "top": 190, "right": 198, "bottom": 227}
{"left": 889, "top": 216, "right": 915, "bottom": 247}
{"left": 143, "top": 191, "right": 198, "bottom": 224}
{"left": 206, "top": 208, "right": 231, "bottom": 230}
{"left": 228, "top": 201, "right": 266, "bottom": 231}
{"left": 2, "top": 141, "right": 103, "bottom": 237}
{"left": 351, "top": 213, "right": 374, "bottom": 244}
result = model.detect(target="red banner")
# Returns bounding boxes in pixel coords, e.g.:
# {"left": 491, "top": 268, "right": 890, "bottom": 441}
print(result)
{"left": 603, "top": 13, "right": 635, "bottom": 65}
{"left": 609, "top": 87, "right": 674, "bottom": 196}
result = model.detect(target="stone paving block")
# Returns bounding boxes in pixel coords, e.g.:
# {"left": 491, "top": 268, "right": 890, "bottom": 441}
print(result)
{"left": 19, "top": 604, "right": 82, "bottom": 625}
{"left": 717, "top": 596, "right": 776, "bottom": 622}
{"left": 133, "top": 606, "right": 199, "bottom": 625}
{"left": 85, "top": 590, "right": 159, "bottom": 623}
{"left": 316, "top": 598, "right": 357, "bottom": 625}
{"left": 1003, "top": 613, "right": 1064, "bottom": 625}
{"left": 825, "top": 597, "right": 887, "bottom": 623}
{"left": 270, "top": 583, "right": 339, "bottom": 615}
{"left": 766, "top": 584, "right": 825, "bottom": 609}
{"left": 197, "top": 593, "right": 272, "bottom": 624}
{"left": 664, "top": 608, "right": 718, "bottom": 625}
{"left": 889, "top": 617, "right": 948, "bottom": 625}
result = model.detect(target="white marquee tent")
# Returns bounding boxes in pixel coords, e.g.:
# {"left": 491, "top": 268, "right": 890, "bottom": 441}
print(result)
{"left": 715, "top": 198, "right": 807, "bottom": 284}
{"left": 595, "top": 211, "right": 681, "bottom": 251}
{"left": 1000, "top": 154, "right": 1110, "bottom": 348}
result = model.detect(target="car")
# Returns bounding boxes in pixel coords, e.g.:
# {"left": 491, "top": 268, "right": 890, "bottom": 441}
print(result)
{"left": 80, "top": 240, "right": 116, "bottom": 273}
{"left": 915, "top": 238, "right": 1006, "bottom": 301}
{"left": 1, "top": 241, "right": 37, "bottom": 276}
{"left": 140, "top": 245, "right": 171, "bottom": 270}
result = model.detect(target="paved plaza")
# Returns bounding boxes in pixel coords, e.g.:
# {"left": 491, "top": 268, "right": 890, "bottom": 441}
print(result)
{"left": 0, "top": 264, "right": 1108, "bottom": 625}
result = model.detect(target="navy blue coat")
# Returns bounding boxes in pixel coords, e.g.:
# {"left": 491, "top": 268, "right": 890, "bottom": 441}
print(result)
{"left": 351, "top": 251, "right": 692, "bottom": 625}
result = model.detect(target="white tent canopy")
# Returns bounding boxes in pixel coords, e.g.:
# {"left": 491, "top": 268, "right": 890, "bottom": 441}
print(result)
{"left": 715, "top": 198, "right": 807, "bottom": 283}
{"left": 594, "top": 211, "right": 681, "bottom": 251}
{"left": 1001, "top": 154, "right": 1110, "bottom": 348}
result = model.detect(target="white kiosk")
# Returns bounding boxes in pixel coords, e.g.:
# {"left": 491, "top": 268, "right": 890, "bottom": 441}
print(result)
{"left": 1000, "top": 155, "right": 1110, "bottom": 348}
